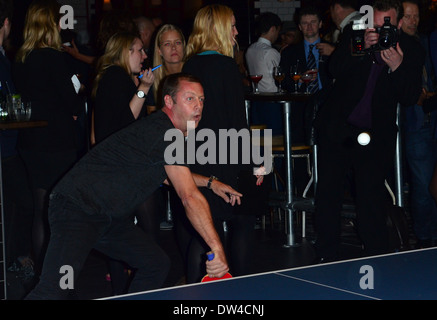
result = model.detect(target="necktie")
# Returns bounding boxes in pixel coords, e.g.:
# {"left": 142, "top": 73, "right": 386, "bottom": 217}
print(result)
{"left": 307, "top": 44, "right": 319, "bottom": 94}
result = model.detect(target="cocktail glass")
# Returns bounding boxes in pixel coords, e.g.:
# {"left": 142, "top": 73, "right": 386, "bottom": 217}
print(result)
{"left": 249, "top": 74, "right": 263, "bottom": 94}
{"left": 301, "top": 72, "right": 313, "bottom": 94}
{"left": 291, "top": 65, "right": 301, "bottom": 94}
{"left": 273, "top": 66, "right": 285, "bottom": 93}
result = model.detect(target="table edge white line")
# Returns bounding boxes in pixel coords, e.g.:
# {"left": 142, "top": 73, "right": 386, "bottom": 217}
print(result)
{"left": 274, "top": 272, "right": 381, "bottom": 300}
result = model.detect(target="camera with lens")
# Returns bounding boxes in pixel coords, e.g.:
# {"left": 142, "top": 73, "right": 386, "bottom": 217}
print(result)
{"left": 373, "top": 16, "right": 399, "bottom": 51}
{"left": 351, "top": 16, "right": 399, "bottom": 55}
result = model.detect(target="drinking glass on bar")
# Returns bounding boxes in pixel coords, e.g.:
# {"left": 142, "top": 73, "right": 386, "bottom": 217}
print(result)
{"left": 7, "top": 94, "right": 21, "bottom": 121}
{"left": 249, "top": 74, "right": 263, "bottom": 94}
{"left": 273, "top": 66, "right": 285, "bottom": 93}
{"left": 301, "top": 72, "right": 312, "bottom": 94}
{"left": 290, "top": 65, "right": 301, "bottom": 94}
{"left": 14, "top": 101, "right": 32, "bottom": 121}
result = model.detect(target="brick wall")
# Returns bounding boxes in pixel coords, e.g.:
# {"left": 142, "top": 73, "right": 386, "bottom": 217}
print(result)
{"left": 254, "top": 0, "right": 301, "bottom": 22}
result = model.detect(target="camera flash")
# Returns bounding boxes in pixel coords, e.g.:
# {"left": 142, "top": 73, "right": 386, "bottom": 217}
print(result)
{"left": 357, "top": 132, "right": 371, "bottom": 146}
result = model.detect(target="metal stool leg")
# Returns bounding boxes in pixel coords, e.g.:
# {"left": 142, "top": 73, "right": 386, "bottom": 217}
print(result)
{"left": 160, "top": 189, "right": 174, "bottom": 230}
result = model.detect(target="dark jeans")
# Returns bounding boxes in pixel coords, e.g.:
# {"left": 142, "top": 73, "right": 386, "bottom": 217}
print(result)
{"left": 2, "top": 154, "right": 33, "bottom": 266}
{"left": 25, "top": 193, "right": 170, "bottom": 300}
{"left": 405, "top": 111, "right": 437, "bottom": 241}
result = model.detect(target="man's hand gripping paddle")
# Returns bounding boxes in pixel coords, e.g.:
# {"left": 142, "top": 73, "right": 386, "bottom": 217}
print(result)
{"left": 201, "top": 252, "right": 232, "bottom": 282}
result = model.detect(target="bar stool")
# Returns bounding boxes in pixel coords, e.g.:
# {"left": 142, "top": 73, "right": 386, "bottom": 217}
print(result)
{"left": 269, "top": 136, "right": 312, "bottom": 234}
{"left": 251, "top": 127, "right": 313, "bottom": 231}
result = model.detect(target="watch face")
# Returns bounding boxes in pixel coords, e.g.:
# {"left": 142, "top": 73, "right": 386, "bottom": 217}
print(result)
{"left": 137, "top": 90, "right": 145, "bottom": 98}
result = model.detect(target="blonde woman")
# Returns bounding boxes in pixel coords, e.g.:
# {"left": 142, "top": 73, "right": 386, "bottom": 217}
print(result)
{"left": 92, "top": 32, "right": 154, "bottom": 144}
{"left": 177, "top": 4, "right": 262, "bottom": 283}
{"left": 12, "top": 0, "right": 85, "bottom": 275}
{"left": 147, "top": 23, "right": 186, "bottom": 112}
{"left": 92, "top": 31, "right": 157, "bottom": 295}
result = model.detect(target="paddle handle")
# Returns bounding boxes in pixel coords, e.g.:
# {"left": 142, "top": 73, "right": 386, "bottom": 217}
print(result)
{"left": 207, "top": 252, "right": 215, "bottom": 261}
{"left": 202, "top": 251, "right": 232, "bottom": 282}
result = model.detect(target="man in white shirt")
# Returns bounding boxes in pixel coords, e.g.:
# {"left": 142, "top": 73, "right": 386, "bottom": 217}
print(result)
{"left": 245, "top": 12, "right": 281, "bottom": 93}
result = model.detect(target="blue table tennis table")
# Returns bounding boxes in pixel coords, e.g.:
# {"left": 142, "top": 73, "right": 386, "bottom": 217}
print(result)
{"left": 101, "top": 247, "right": 437, "bottom": 301}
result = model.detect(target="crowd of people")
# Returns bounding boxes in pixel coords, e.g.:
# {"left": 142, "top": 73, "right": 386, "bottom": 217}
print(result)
{"left": 244, "top": 0, "right": 436, "bottom": 260}
{"left": 1, "top": 0, "right": 436, "bottom": 299}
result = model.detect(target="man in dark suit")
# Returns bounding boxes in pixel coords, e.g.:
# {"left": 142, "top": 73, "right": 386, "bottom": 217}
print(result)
{"left": 279, "top": 6, "right": 334, "bottom": 148}
{"left": 280, "top": 6, "right": 333, "bottom": 94}
{"left": 313, "top": 0, "right": 424, "bottom": 262}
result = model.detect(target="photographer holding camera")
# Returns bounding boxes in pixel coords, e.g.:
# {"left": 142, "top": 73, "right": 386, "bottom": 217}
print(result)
{"left": 312, "top": 0, "right": 424, "bottom": 263}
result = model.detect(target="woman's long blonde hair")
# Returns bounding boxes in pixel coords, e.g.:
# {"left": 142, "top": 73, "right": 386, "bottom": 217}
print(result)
{"left": 185, "top": 4, "right": 236, "bottom": 60}
{"left": 92, "top": 32, "right": 139, "bottom": 98}
{"left": 152, "top": 24, "right": 186, "bottom": 104}
{"left": 16, "top": 0, "right": 62, "bottom": 63}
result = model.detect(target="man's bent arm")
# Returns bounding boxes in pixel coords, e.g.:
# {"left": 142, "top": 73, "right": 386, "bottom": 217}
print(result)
{"left": 191, "top": 173, "right": 242, "bottom": 206}
{"left": 164, "top": 165, "right": 229, "bottom": 277}
{"left": 164, "top": 173, "right": 243, "bottom": 206}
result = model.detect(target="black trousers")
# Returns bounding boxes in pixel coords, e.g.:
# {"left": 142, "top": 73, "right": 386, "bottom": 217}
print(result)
{"left": 2, "top": 154, "right": 33, "bottom": 266}
{"left": 314, "top": 131, "right": 392, "bottom": 259}
{"left": 25, "top": 193, "right": 170, "bottom": 300}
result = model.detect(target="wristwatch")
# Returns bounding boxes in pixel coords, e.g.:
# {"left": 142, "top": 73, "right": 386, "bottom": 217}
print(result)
{"left": 136, "top": 90, "right": 146, "bottom": 99}
{"left": 207, "top": 176, "right": 219, "bottom": 189}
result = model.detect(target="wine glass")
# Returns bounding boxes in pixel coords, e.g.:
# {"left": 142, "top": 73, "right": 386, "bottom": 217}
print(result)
{"left": 273, "top": 66, "right": 285, "bottom": 93}
{"left": 290, "top": 65, "right": 301, "bottom": 94}
{"left": 14, "top": 101, "right": 32, "bottom": 121}
{"left": 249, "top": 74, "right": 263, "bottom": 94}
{"left": 301, "top": 72, "right": 313, "bottom": 94}
{"left": 308, "top": 68, "right": 318, "bottom": 82}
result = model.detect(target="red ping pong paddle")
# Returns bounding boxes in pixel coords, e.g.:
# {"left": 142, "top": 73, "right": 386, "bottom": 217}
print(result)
{"left": 201, "top": 252, "right": 232, "bottom": 282}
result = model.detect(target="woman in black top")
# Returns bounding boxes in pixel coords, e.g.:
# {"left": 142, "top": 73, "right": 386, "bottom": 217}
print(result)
{"left": 92, "top": 32, "right": 154, "bottom": 144}
{"left": 12, "top": 0, "right": 85, "bottom": 274}
{"left": 178, "top": 4, "right": 264, "bottom": 282}
{"left": 92, "top": 31, "right": 158, "bottom": 295}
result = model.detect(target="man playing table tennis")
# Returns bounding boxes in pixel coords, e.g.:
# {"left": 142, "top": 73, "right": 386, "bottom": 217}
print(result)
{"left": 25, "top": 73, "right": 241, "bottom": 299}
